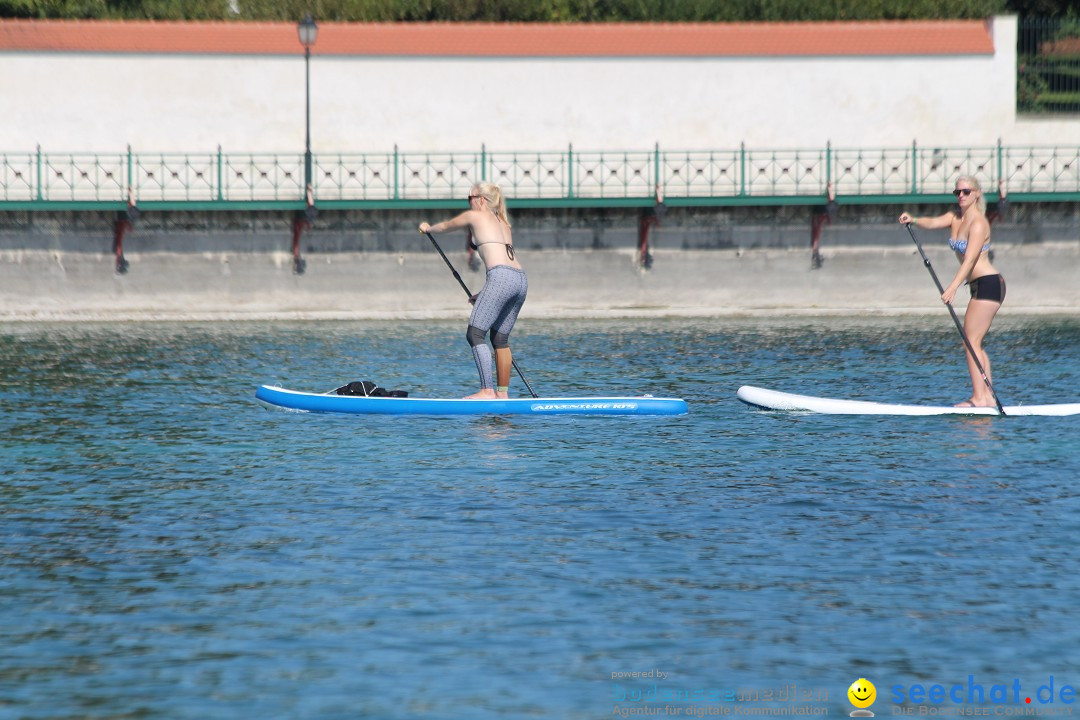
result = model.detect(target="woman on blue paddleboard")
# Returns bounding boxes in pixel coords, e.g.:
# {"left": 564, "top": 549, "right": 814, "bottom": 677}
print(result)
{"left": 420, "top": 182, "right": 528, "bottom": 400}
{"left": 899, "top": 176, "right": 1005, "bottom": 408}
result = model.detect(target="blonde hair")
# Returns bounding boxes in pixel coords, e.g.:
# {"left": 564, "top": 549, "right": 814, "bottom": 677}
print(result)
{"left": 956, "top": 175, "right": 987, "bottom": 214}
{"left": 472, "top": 182, "right": 511, "bottom": 227}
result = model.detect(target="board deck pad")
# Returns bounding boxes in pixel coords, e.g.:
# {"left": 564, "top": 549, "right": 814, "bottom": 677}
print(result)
{"left": 257, "top": 385, "right": 688, "bottom": 416}
{"left": 737, "top": 385, "right": 1080, "bottom": 417}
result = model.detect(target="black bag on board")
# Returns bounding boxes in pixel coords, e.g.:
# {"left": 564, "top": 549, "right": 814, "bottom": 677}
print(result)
{"left": 334, "top": 380, "right": 408, "bottom": 398}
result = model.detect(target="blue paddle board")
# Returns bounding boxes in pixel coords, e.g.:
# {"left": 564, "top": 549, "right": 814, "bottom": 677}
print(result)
{"left": 256, "top": 385, "right": 688, "bottom": 416}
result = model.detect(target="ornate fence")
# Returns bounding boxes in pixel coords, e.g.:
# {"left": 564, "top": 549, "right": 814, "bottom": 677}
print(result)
{"left": 3, "top": 143, "right": 1079, "bottom": 207}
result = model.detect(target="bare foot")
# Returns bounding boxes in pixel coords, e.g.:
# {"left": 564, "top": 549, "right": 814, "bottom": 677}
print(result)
{"left": 463, "top": 389, "right": 498, "bottom": 400}
{"left": 955, "top": 398, "right": 997, "bottom": 409}
{"left": 495, "top": 391, "right": 509, "bottom": 400}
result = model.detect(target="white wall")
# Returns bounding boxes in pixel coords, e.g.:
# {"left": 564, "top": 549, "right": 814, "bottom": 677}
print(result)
{"left": 2, "top": 16, "right": 1077, "bottom": 155}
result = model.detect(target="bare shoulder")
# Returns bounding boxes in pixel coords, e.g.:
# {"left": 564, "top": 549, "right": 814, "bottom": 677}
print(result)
{"left": 969, "top": 212, "right": 991, "bottom": 234}
{"left": 442, "top": 208, "right": 481, "bottom": 231}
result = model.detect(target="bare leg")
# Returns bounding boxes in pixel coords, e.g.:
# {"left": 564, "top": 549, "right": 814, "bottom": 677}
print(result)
{"left": 959, "top": 298, "right": 1001, "bottom": 407}
{"left": 495, "top": 347, "right": 512, "bottom": 399}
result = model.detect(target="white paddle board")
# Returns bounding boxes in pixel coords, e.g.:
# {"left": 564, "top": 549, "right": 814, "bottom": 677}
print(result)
{"left": 737, "top": 385, "right": 1080, "bottom": 417}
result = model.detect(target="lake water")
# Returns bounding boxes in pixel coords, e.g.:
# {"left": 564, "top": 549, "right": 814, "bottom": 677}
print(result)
{"left": 3, "top": 315, "right": 1079, "bottom": 719}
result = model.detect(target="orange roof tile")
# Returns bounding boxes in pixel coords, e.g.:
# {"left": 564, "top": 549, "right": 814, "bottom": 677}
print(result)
{"left": 0, "top": 18, "right": 995, "bottom": 57}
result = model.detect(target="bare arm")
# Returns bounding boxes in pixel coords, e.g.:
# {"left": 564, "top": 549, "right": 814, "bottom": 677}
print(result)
{"left": 419, "top": 210, "right": 476, "bottom": 235}
{"left": 898, "top": 210, "right": 955, "bottom": 230}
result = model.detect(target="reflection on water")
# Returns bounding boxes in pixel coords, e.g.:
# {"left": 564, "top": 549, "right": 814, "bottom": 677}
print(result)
{"left": 1, "top": 316, "right": 1079, "bottom": 719}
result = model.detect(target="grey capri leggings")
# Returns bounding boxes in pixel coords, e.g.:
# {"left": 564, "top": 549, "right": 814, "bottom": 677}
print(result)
{"left": 465, "top": 265, "right": 528, "bottom": 389}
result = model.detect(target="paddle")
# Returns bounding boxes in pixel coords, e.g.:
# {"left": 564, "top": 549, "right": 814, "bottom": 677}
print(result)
{"left": 424, "top": 231, "right": 539, "bottom": 398}
{"left": 904, "top": 223, "right": 1006, "bottom": 415}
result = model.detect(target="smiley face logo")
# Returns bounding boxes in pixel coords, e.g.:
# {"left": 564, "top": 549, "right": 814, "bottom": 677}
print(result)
{"left": 848, "top": 679, "right": 876, "bottom": 716}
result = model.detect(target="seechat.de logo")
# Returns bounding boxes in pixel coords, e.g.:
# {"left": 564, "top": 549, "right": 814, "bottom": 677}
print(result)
{"left": 849, "top": 678, "right": 877, "bottom": 717}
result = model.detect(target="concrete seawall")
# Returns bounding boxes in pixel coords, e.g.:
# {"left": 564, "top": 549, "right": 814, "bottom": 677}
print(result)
{"left": 4, "top": 205, "right": 1078, "bottom": 320}
{"left": 5, "top": 241, "right": 1078, "bottom": 321}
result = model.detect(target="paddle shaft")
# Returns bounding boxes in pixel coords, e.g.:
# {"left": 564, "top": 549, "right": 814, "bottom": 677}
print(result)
{"left": 425, "top": 231, "right": 538, "bottom": 398}
{"left": 904, "top": 223, "right": 1006, "bottom": 415}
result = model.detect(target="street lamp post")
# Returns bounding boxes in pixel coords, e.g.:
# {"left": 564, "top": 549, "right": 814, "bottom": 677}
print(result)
{"left": 294, "top": 14, "right": 318, "bottom": 275}
{"left": 297, "top": 14, "right": 318, "bottom": 198}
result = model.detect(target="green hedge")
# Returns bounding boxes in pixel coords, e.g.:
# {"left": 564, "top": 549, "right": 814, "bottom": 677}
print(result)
{"left": 0, "top": 0, "right": 1014, "bottom": 21}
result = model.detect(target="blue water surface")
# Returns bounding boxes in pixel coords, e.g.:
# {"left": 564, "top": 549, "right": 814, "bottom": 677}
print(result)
{"left": 1, "top": 316, "right": 1079, "bottom": 719}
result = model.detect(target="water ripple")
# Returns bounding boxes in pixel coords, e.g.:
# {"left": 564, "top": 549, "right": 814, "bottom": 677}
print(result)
{"left": 1, "top": 317, "right": 1078, "bottom": 718}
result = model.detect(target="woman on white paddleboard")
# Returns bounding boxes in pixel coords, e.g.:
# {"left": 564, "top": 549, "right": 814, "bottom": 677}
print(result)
{"left": 899, "top": 176, "right": 1005, "bottom": 408}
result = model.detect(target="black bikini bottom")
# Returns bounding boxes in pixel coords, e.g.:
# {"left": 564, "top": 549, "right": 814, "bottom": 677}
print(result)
{"left": 968, "top": 274, "right": 1006, "bottom": 303}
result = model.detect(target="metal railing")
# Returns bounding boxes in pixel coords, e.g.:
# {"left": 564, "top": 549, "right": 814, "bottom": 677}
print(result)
{"left": 1018, "top": 17, "right": 1080, "bottom": 115}
{"left": 3, "top": 142, "right": 1080, "bottom": 208}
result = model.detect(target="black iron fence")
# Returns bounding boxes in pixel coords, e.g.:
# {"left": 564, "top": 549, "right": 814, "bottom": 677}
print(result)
{"left": 1018, "top": 16, "right": 1080, "bottom": 114}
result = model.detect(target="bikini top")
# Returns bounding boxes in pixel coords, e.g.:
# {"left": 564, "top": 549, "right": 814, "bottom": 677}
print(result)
{"left": 469, "top": 238, "right": 516, "bottom": 260}
{"left": 469, "top": 218, "right": 516, "bottom": 260}
{"left": 948, "top": 237, "right": 990, "bottom": 254}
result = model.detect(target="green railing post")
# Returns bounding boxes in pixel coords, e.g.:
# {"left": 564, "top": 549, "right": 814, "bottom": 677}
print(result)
{"left": 481, "top": 143, "right": 487, "bottom": 182}
{"left": 825, "top": 141, "right": 832, "bottom": 193}
{"left": 739, "top": 142, "right": 746, "bottom": 196}
{"left": 217, "top": 145, "right": 224, "bottom": 201}
{"left": 654, "top": 142, "right": 661, "bottom": 197}
{"left": 35, "top": 144, "right": 42, "bottom": 201}
{"left": 911, "top": 140, "right": 918, "bottom": 194}
{"left": 393, "top": 144, "right": 399, "bottom": 200}
{"left": 996, "top": 137, "right": 1003, "bottom": 196}
{"left": 567, "top": 143, "right": 574, "bottom": 199}
{"left": 126, "top": 145, "right": 134, "bottom": 203}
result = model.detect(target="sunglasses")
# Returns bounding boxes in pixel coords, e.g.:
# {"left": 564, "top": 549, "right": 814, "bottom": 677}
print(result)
{"left": 953, "top": 188, "right": 974, "bottom": 197}
{"left": 467, "top": 194, "right": 480, "bottom": 201}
